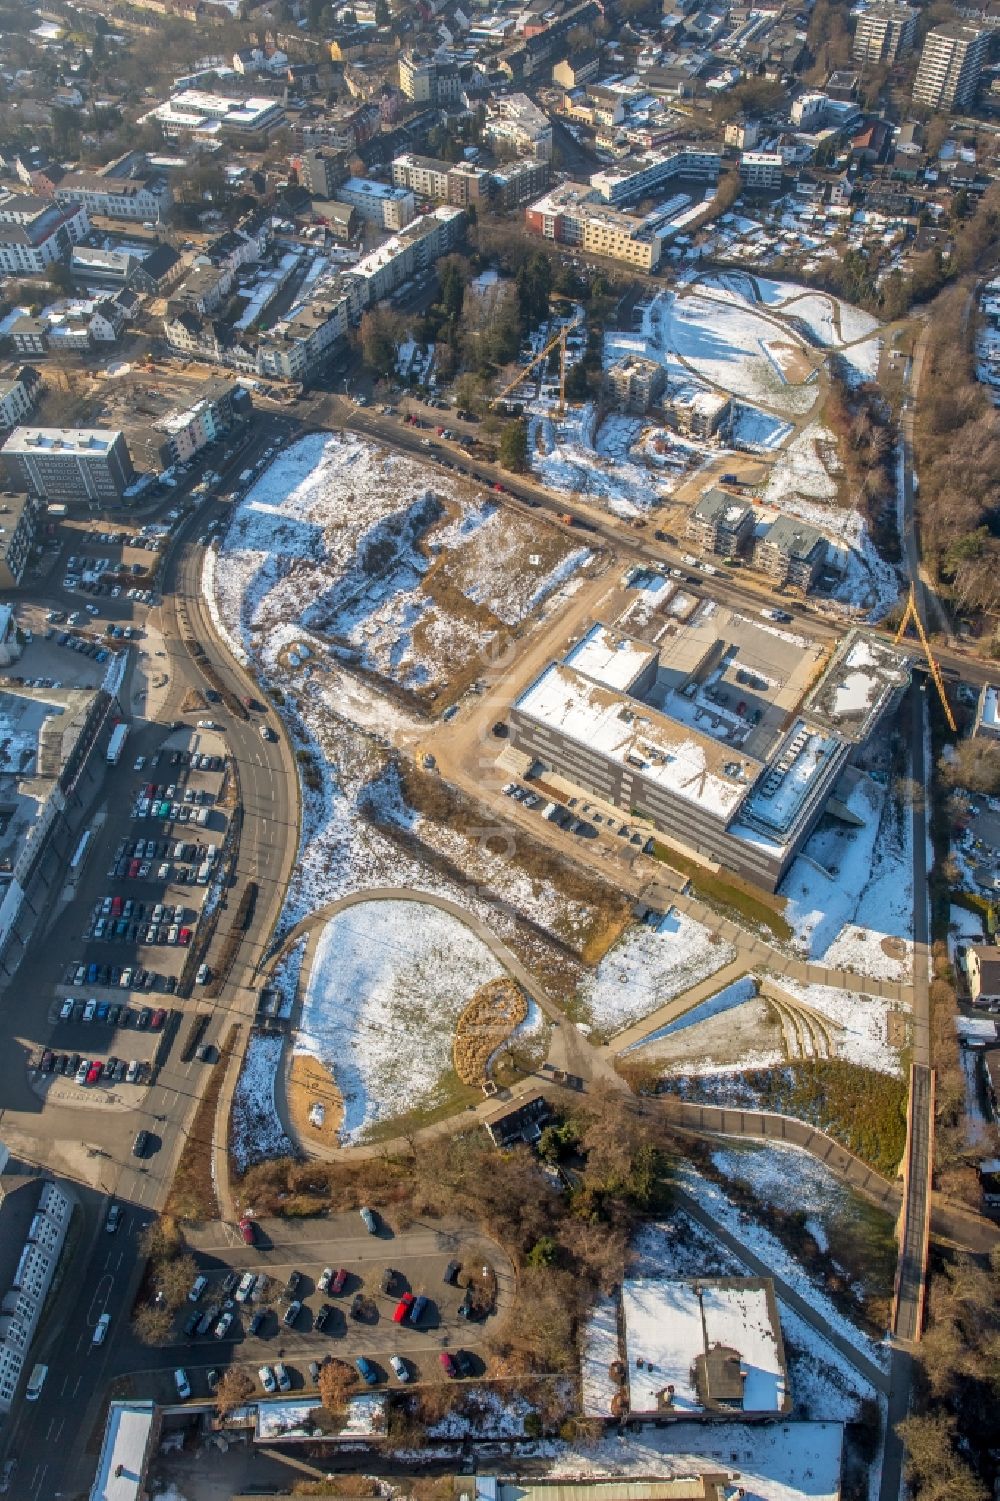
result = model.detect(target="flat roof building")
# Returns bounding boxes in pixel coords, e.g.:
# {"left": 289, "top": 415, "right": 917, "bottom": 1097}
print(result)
{"left": 687, "top": 488, "right": 754, "bottom": 559}
{"left": 335, "top": 176, "right": 416, "bottom": 231}
{"left": 913, "top": 23, "right": 988, "bottom": 110}
{"left": 509, "top": 603, "right": 910, "bottom": 891}
{"left": 1, "top": 427, "right": 136, "bottom": 503}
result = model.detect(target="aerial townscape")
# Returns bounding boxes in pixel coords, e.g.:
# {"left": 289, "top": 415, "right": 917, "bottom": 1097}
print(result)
{"left": 1, "top": 0, "right": 1000, "bottom": 1497}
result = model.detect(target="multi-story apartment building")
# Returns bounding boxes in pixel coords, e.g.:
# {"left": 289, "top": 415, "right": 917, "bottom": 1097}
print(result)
{"left": 397, "top": 52, "right": 461, "bottom": 105}
{"left": 603, "top": 355, "right": 666, "bottom": 414}
{"left": 491, "top": 158, "right": 551, "bottom": 210}
{"left": 686, "top": 488, "right": 755, "bottom": 559}
{"left": 1, "top": 428, "right": 136, "bottom": 503}
{"left": 0, "top": 198, "right": 89, "bottom": 277}
{"left": 484, "top": 93, "right": 553, "bottom": 161}
{"left": 53, "top": 171, "right": 172, "bottom": 222}
{"left": 299, "top": 150, "right": 347, "bottom": 198}
{"left": 526, "top": 183, "right": 662, "bottom": 269}
{"left": 755, "top": 515, "right": 827, "bottom": 590}
{"left": 0, "top": 368, "right": 42, "bottom": 432}
{"left": 0, "top": 1177, "right": 74, "bottom": 1415}
{"left": 739, "top": 151, "right": 784, "bottom": 188}
{"left": 852, "top": 3, "right": 917, "bottom": 64}
{"left": 589, "top": 144, "right": 722, "bottom": 206}
{"left": 912, "top": 22, "right": 989, "bottom": 109}
{"left": 155, "top": 379, "right": 252, "bottom": 467}
{"left": 391, "top": 154, "right": 492, "bottom": 207}
{"left": 0, "top": 492, "right": 41, "bottom": 588}
{"left": 335, "top": 177, "right": 415, "bottom": 230}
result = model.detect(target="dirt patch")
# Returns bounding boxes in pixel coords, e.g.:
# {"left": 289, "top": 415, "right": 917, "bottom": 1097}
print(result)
{"left": 287, "top": 1051, "right": 343, "bottom": 1147}
{"left": 767, "top": 340, "right": 815, "bottom": 384}
{"left": 454, "top": 977, "right": 528, "bottom": 1085}
{"left": 180, "top": 687, "right": 206, "bottom": 713}
{"left": 881, "top": 935, "right": 907, "bottom": 962}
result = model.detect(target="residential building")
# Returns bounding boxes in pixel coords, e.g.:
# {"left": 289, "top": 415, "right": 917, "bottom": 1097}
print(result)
{"left": 391, "top": 154, "right": 492, "bottom": 207}
{"left": 53, "top": 171, "right": 172, "bottom": 223}
{"left": 604, "top": 354, "right": 666, "bottom": 413}
{"left": 397, "top": 52, "right": 460, "bottom": 105}
{"left": 589, "top": 143, "right": 722, "bottom": 206}
{"left": 724, "top": 117, "right": 760, "bottom": 150}
{"left": 0, "top": 369, "right": 42, "bottom": 432}
{"left": 70, "top": 245, "right": 141, "bottom": 286}
{"left": 335, "top": 177, "right": 416, "bottom": 231}
{"left": 666, "top": 388, "right": 731, "bottom": 438}
{"left": 740, "top": 151, "right": 784, "bottom": 188}
{"left": 491, "top": 159, "right": 550, "bottom": 210}
{"left": 508, "top": 617, "right": 909, "bottom": 891}
{"left": 853, "top": 3, "right": 917, "bottom": 64}
{"left": 155, "top": 380, "right": 252, "bottom": 467}
{"left": 2, "top": 428, "right": 136, "bottom": 503}
{"left": 169, "top": 262, "right": 234, "bottom": 318}
{"left": 686, "top": 488, "right": 755, "bottom": 559}
{"left": 526, "top": 183, "right": 662, "bottom": 269}
{"left": 130, "top": 243, "right": 183, "bottom": 294}
{"left": 299, "top": 150, "right": 346, "bottom": 199}
{"left": 0, "top": 200, "right": 89, "bottom": 277}
{"left": 484, "top": 1095, "right": 552, "bottom": 1148}
{"left": 484, "top": 93, "right": 553, "bottom": 161}
{"left": 0, "top": 1177, "right": 74, "bottom": 1415}
{"left": 967, "top": 944, "right": 1000, "bottom": 1006}
{"left": 755, "top": 515, "right": 827, "bottom": 590}
{"left": 912, "top": 23, "right": 989, "bottom": 110}
{"left": 9, "top": 320, "right": 46, "bottom": 358}
{"left": 0, "top": 492, "right": 41, "bottom": 588}
{"left": 313, "top": 200, "right": 360, "bottom": 240}
{"left": 552, "top": 52, "right": 600, "bottom": 90}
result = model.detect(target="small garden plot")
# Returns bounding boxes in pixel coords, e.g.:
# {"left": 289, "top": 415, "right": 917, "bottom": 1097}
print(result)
{"left": 212, "top": 433, "right": 589, "bottom": 706}
{"left": 576, "top": 911, "right": 735, "bottom": 1039}
{"left": 231, "top": 1034, "right": 294, "bottom": 1172}
{"left": 626, "top": 976, "right": 784, "bottom": 1074}
{"left": 298, "top": 899, "right": 511, "bottom": 1142}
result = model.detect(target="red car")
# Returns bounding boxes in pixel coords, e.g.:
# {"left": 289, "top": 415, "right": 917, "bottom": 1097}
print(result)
{"left": 111, "top": 897, "right": 123, "bottom": 917}
{"left": 439, "top": 1351, "right": 457, "bottom": 1377}
{"left": 238, "top": 1216, "right": 256, "bottom": 1246}
{"left": 128, "top": 859, "right": 140, "bottom": 879}
{"left": 150, "top": 1008, "right": 166, "bottom": 1029}
{"left": 393, "top": 1293, "right": 415, "bottom": 1324}
{"left": 330, "top": 1267, "right": 348, "bottom": 1294}
{"left": 86, "top": 1060, "right": 102, "bottom": 1085}
{"left": 178, "top": 927, "right": 192, "bottom": 945}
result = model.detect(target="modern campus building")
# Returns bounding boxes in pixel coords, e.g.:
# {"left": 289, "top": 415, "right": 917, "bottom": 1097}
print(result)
{"left": 912, "top": 23, "right": 988, "bottom": 110}
{"left": 1, "top": 427, "right": 136, "bottom": 503}
{"left": 508, "top": 606, "right": 910, "bottom": 891}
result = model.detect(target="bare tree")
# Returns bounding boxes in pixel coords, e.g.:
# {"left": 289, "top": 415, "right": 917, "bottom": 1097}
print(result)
{"left": 216, "top": 1368, "right": 255, "bottom": 1417}
{"left": 317, "top": 1359, "right": 358, "bottom": 1412}
{"left": 132, "top": 1304, "right": 172, "bottom": 1345}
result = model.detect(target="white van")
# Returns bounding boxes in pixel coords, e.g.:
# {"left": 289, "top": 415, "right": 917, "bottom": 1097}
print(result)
{"left": 25, "top": 1363, "right": 47, "bottom": 1401}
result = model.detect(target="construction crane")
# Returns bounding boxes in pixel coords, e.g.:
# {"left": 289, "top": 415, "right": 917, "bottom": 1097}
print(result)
{"left": 894, "top": 582, "right": 957, "bottom": 732}
{"left": 492, "top": 317, "right": 582, "bottom": 418}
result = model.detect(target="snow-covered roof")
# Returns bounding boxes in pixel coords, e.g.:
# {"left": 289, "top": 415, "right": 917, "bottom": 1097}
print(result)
{"left": 622, "top": 1278, "right": 788, "bottom": 1416}
{"left": 515, "top": 662, "right": 759, "bottom": 819}
{"left": 566, "top": 623, "right": 657, "bottom": 694}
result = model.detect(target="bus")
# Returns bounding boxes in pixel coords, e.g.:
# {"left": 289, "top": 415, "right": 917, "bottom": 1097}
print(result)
{"left": 106, "top": 723, "right": 129, "bottom": 766}
{"left": 69, "top": 829, "right": 91, "bottom": 872}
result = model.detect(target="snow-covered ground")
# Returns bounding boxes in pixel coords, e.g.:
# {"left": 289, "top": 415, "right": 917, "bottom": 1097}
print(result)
{"left": 211, "top": 432, "right": 590, "bottom": 699}
{"left": 231, "top": 1034, "right": 294, "bottom": 1171}
{"left": 782, "top": 773, "right": 913, "bottom": 983}
{"left": 576, "top": 910, "right": 736, "bottom": 1036}
{"left": 624, "top": 975, "right": 756, "bottom": 1052}
{"left": 760, "top": 424, "right": 898, "bottom": 620}
{"left": 648, "top": 290, "right": 819, "bottom": 416}
{"left": 298, "top": 899, "right": 506, "bottom": 1142}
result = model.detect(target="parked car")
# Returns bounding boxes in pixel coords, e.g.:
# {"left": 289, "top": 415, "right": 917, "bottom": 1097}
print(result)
{"left": 174, "top": 1369, "right": 191, "bottom": 1399}
{"left": 258, "top": 1365, "right": 277, "bottom": 1394}
{"left": 389, "top": 1354, "right": 410, "bottom": 1382}
{"left": 393, "top": 1293, "right": 415, "bottom": 1324}
{"left": 283, "top": 1300, "right": 302, "bottom": 1329}
{"left": 360, "top": 1206, "right": 378, "bottom": 1234}
{"left": 355, "top": 1357, "right": 379, "bottom": 1387}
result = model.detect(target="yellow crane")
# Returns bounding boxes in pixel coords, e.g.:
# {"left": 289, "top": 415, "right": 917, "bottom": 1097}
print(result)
{"left": 894, "top": 582, "right": 957, "bottom": 732}
{"left": 492, "top": 318, "right": 581, "bottom": 418}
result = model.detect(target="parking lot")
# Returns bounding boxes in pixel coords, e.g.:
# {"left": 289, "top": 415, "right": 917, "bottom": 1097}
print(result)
{"left": 157, "top": 1212, "right": 511, "bottom": 1402}
{"left": 25, "top": 728, "right": 231, "bottom": 1114}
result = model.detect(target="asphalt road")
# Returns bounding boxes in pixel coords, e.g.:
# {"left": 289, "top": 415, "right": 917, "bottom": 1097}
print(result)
{"left": 1, "top": 411, "right": 302, "bottom": 1498}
